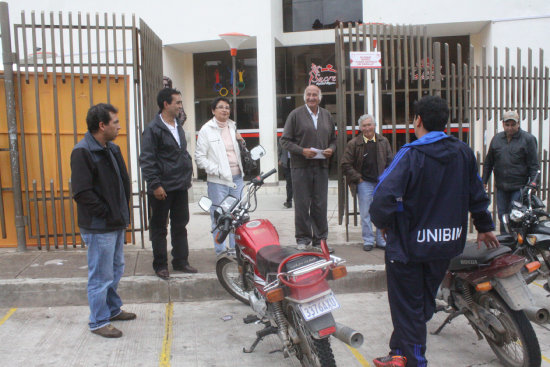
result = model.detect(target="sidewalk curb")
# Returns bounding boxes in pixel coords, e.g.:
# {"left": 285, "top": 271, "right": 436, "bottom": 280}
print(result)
{"left": 0, "top": 265, "right": 387, "bottom": 307}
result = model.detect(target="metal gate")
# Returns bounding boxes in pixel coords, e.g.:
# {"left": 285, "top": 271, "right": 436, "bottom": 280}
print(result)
{"left": 0, "top": 2, "right": 163, "bottom": 250}
{"left": 335, "top": 23, "right": 550, "bottom": 236}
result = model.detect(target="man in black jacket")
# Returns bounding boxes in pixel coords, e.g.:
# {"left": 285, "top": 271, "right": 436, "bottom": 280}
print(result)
{"left": 370, "top": 96, "right": 499, "bottom": 367}
{"left": 482, "top": 110, "right": 539, "bottom": 233}
{"left": 140, "top": 88, "right": 197, "bottom": 279}
{"left": 71, "top": 103, "right": 136, "bottom": 338}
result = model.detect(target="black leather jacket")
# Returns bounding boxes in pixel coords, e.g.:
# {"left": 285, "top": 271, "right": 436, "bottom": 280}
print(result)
{"left": 139, "top": 114, "right": 193, "bottom": 193}
{"left": 482, "top": 129, "right": 539, "bottom": 191}
{"left": 71, "top": 132, "right": 130, "bottom": 232}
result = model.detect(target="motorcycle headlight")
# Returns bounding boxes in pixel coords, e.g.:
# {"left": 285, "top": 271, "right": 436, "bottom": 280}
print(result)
{"left": 526, "top": 234, "right": 537, "bottom": 246}
{"left": 510, "top": 209, "right": 524, "bottom": 222}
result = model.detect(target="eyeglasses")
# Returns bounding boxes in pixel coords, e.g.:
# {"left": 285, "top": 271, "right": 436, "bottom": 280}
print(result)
{"left": 216, "top": 105, "right": 231, "bottom": 110}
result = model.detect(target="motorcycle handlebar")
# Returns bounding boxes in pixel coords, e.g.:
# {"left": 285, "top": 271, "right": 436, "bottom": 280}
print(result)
{"left": 251, "top": 168, "right": 277, "bottom": 185}
{"left": 215, "top": 216, "right": 232, "bottom": 244}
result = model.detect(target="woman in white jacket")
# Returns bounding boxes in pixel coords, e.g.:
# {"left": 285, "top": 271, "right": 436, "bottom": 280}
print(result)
{"left": 195, "top": 97, "right": 245, "bottom": 255}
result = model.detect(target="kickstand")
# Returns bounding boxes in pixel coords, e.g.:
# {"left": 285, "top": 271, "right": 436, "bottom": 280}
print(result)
{"left": 431, "top": 310, "right": 464, "bottom": 335}
{"left": 243, "top": 322, "right": 278, "bottom": 353}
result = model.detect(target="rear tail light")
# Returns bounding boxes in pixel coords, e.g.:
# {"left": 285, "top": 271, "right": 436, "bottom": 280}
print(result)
{"left": 318, "top": 326, "right": 336, "bottom": 337}
{"left": 329, "top": 266, "right": 347, "bottom": 280}
{"left": 475, "top": 281, "right": 492, "bottom": 292}
{"left": 265, "top": 287, "right": 285, "bottom": 302}
{"left": 525, "top": 261, "right": 541, "bottom": 273}
{"left": 495, "top": 260, "right": 525, "bottom": 278}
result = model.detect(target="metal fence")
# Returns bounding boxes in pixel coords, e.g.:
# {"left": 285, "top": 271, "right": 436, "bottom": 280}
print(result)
{"left": 0, "top": 2, "right": 163, "bottom": 250}
{"left": 335, "top": 23, "right": 550, "bottom": 235}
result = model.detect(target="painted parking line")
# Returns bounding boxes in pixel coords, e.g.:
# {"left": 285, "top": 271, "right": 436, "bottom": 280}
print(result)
{"left": 346, "top": 345, "right": 371, "bottom": 367}
{"left": 159, "top": 302, "right": 174, "bottom": 367}
{"left": 0, "top": 308, "right": 16, "bottom": 327}
{"left": 543, "top": 354, "right": 550, "bottom": 364}
{"left": 533, "top": 281, "right": 545, "bottom": 289}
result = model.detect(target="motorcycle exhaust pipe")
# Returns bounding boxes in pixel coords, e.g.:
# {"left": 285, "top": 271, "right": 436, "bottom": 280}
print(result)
{"left": 333, "top": 322, "right": 364, "bottom": 348}
{"left": 524, "top": 306, "right": 550, "bottom": 324}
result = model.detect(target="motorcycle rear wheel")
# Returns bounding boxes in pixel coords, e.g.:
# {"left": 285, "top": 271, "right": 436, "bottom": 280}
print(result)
{"left": 216, "top": 257, "right": 250, "bottom": 305}
{"left": 478, "top": 291, "right": 541, "bottom": 367}
{"left": 288, "top": 305, "right": 336, "bottom": 367}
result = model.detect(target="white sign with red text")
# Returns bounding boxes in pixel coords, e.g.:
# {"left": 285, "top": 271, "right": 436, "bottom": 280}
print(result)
{"left": 350, "top": 51, "right": 382, "bottom": 69}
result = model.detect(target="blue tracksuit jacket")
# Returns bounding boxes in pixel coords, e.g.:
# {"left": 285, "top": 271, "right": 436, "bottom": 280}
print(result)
{"left": 370, "top": 131, "right": 495, "bottom": 263}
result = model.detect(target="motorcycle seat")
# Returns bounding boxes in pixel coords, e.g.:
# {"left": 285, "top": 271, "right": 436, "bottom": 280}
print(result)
{"left": 256, "top": 245, "right": 320, "bottom": 278}
{"left": 448, "top": 242, "right": 511, "bottom": 271}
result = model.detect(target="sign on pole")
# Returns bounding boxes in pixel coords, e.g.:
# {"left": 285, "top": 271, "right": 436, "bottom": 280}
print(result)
{"left": 350, "top": 51, "right": 382, "bottom": 69}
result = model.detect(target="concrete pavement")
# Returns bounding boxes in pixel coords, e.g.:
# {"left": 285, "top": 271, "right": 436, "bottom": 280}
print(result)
{"left": 1, "top": 291, "right": 549, "bottom": 366}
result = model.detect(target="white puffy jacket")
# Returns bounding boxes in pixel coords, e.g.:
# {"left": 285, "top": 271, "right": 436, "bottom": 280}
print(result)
{"left": 195, "top": 118, "right": 243, "bottom": 188}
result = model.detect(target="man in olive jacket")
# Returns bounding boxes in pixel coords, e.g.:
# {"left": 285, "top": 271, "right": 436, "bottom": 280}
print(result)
{"left": 281, "top": 85, "right": 336, "bottom": 251}
{"left": 139, "top": 88, "right": 196, "bottom": 278}
{"left": 341, "top": 114, "right": 393, "bottom": 251}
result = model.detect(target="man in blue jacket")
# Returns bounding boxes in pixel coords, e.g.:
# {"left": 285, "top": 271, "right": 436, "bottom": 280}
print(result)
{"left": 370, "top": 96, "right": 499, "bottom": 367}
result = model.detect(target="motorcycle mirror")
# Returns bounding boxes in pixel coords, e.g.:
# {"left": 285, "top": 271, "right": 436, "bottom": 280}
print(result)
{"left": 250, "top": 145, "right": 266, "bottom": 161}
{"left": 198, "top": 196, "right": 212, "bottom": 212}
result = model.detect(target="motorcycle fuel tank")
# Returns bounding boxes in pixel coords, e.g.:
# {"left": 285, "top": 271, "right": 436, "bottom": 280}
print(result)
{"left": 235, "top": 219, "right": 280, "bottom": 262}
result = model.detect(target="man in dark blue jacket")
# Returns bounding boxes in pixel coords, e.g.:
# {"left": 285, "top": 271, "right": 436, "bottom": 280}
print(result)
{"left": 140, "top": 88, "right": 197, "bottom": 279}
{"left": 71, "top": 103, "right": 135, "bottom": 338}
{"left": 370, "top": 96, "right": 499, "bottom": 367}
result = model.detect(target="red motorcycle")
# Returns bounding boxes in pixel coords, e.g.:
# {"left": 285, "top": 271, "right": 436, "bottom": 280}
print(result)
{"left": 199, "top": 149, "right": 363, "bottom": 367}
{"left": 434, "top": 242, "right": 545, "bottom": 367}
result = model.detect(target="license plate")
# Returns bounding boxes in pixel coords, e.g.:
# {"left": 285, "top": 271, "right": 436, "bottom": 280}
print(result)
{"left": 298, "top": 292, "right": 340, "bottom": 321}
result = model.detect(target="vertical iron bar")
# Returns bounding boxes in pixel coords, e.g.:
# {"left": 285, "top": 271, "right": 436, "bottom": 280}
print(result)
{"left": 33, "top": 180, "right": 41, "bottom": 250}
{"left": 390, "top": 25, "right": 396, "bottom": 149}
{"left": 50, "top": 180, "right": 58, "bottom": 249}
{"left": 68, "top": 179, "right": 77, "bottom": 247}
{"left": 457, "top": 43, "right": 463, "bottom": 141}
{"left": 50, "top": 11, "right": 68, "bottom": 249}
{"left": 404, "top": 25, "right": 410, "bottom": 143}
{"left": 1, "top": 2, "right": 26, "bottom": 249}
{"left": 105, "top": 13, "right": 110, "bottom": 103}
{"left": 31, "top": 11, "right": 50, "bottom": 250}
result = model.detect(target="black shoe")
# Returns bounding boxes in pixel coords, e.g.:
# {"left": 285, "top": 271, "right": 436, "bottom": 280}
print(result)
{"left": 155, "top": 269, "right": 170, "bottom": 279}
{"left": 363, "top": 244, "right": 374, "bottom": 251}
{"left": 173, "top": 264, "right": 198, "bottom": 273}
{"left": 283, "top": 201, "right": 292, "bottom": 208}
{"left": 312, "top": 244, "right": 334, "bottom": 254}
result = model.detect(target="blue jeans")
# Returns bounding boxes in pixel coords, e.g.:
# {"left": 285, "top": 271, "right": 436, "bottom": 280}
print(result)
{"left": 208, "top": 175, "right": 245, "bottom": 255}
{"left": 496, "top": 189, "right": 521, "bottom": 233}
{"left": 357, "top": 181, "right": 386, "bottom": 247}
{"left": 82, "top": 230, "right": 125, "bottom": 330}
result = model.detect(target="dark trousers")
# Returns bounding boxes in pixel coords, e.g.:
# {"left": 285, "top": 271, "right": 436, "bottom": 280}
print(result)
{"left": 496, "top": 189, "right": 521, "bottom": 233}
{"left": 291, "top": 165, "right": 328, "bottom": 246}
{"left": 385, "top": 256, "right": 450, "bottom": 367}
{"left": 148, "top": 189, "right": 189, "bottom": 271}
{"left": 284, "top": 164, "right": 293, "bottom": 203}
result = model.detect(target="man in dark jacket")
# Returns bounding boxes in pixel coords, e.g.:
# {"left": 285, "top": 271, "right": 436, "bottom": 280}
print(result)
{"left": 369, "top": 96, "right": 499, "bottom": 367}
{"left": 280, "top": 85, "right": 337, "bottom": 252}
{"left": 482, "top": 110, "right": 539, "bottom": 233}
{"left": 139, "top": 88, "right": 197, "bottom": 279}
{"left": 341, "top": 114, "right": 393, "bottom": 251}
{"left": 71, "top": 103, "right": 136, "bottom": 338}
{"left": 277, "top": 139, "right": 293, "bottom": 208}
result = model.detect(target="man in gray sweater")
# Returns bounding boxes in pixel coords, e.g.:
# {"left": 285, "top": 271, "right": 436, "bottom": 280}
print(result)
{"left": 281, "top": 85, "right": 336, "bottom": 252}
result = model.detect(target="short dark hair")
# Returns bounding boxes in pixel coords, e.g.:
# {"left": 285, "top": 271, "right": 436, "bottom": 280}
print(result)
{"left": 86, "top": 103, "right": 118, "bottom": 133}
{"left": 157, "top": 88, "right": 181, "bottom": 111}
{"left": 210, "top": 97, "right": 231, "bottom": 112}
{"left": 413, "top": 95, "right": 449, "bottom": 131}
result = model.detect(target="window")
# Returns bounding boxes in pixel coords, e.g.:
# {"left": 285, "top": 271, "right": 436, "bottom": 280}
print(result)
{"left": 283, "top": 0, "right": 363, "bottom": 32}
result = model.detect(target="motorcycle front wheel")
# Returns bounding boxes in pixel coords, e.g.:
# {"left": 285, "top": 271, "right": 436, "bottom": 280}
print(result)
{"left": 287, "top": 305, "right": 336, "bottom": 367}
{"left": 477, "top": 291, "right": 541, "bottom": 367}
{"left": 216, "top": 257, "right": 250, "bottom": 305}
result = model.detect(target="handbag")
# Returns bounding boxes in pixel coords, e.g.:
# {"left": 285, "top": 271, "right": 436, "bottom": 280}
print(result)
{"left": 237, "top": 138, "right": 257, "bottom": 176}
